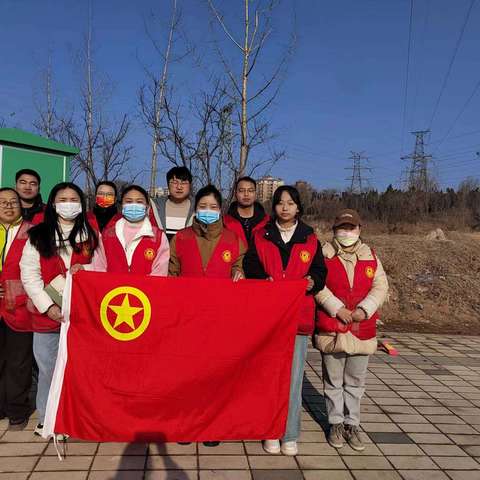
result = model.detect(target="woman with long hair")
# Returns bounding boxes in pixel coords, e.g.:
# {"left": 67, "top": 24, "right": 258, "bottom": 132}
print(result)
{"left": 20, "top": 182, "right": 97, "bottom": 435}
{"left": 74, "top": 185, "right": 169, "bottom": 276}
{"left": 244, "top": 185, "right": 327, "bottom": 456}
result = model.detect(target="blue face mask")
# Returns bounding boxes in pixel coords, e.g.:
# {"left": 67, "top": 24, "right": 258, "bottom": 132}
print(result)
{"left": 122, "top": 203, "right": 147, "bottom": 222}
{"left": 196, "top": 209, "right": 220, "bottom": 225}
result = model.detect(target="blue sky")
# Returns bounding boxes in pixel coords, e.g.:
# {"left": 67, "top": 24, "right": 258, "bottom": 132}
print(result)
{"left": 1, "top": 0, "right": 479, "bottom": 191}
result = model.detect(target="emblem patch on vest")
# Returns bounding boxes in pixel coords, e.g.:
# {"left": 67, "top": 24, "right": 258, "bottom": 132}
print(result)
{"left": 365, "top": 266, "right": 375, "bottom": 278}
{"left": 144, "top": 248, "right": 155, "bottom": 261}
{"left": 222, "top": 250, "right": 232, "bottom": 263}
{"left": 299, "top": 250, "right": 311, "bottom": 263}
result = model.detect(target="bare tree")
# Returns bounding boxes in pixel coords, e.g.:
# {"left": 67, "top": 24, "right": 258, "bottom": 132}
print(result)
{"left": 158, "top": 79, "right": 235, "bottom": 193}
{"left": 138, "top": 0, "right": 192, "bottom": 195}
{"left": 33, "top": 52, "right": 73, "bottom": 142}
{"left": 207, "top": 0, "right": 294, "bottom": 178}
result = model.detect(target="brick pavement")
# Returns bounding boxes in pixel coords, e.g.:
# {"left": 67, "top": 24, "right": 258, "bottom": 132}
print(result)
{"left": 2, "top": 332, "right": 480, "bottom": 479}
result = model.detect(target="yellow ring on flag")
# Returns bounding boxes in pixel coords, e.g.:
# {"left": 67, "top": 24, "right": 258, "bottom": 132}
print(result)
{"left": 100, "top": 286, "right": 151, "bottom": 342}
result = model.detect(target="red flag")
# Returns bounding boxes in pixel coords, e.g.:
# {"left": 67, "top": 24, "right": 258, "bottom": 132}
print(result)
{"left": 45, "top": 272, "right": 306, "bottom": 442}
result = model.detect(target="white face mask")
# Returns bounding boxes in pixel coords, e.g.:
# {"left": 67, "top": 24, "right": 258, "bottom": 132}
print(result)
{"left": 55, "top": 202, "right": 82, "bottom": 220}
{"left": 335, "top": 229, "right": 359, "bottom": 247}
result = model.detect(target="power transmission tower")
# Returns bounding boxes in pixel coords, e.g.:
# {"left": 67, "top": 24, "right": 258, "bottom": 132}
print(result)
{"left": 401, "top": 130, "right": 432, "bottom": 191}
{"left": 345, "top": 151, "right": 371, "bottom": 193}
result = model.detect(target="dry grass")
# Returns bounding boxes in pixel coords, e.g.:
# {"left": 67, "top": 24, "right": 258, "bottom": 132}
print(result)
{"left": 317, "top": 226, "right": 480, "bottom": 335}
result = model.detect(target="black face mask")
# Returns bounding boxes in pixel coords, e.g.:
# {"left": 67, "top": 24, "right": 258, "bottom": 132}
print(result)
{"left": 92, "top": 203, "right": 118, "bottom": 231}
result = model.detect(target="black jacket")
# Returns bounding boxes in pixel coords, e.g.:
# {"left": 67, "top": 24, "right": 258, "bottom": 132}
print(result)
{"left": 243, "top": 219, "right": 327, "bottom": 296}
{"left": 21, "top": 195, "right": 44, "bottom": 222}
{"left": 226, "top": 201, "right": 268, "bottom": 243}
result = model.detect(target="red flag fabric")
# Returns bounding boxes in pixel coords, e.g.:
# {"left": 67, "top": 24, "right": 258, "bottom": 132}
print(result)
{"left": 45, "top": 272, "right": 306, "bottom": 442}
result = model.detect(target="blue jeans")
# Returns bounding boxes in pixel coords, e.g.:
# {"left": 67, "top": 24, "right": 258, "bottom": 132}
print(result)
{"left": 282, "top": 334, "right": 308, "bottom": 442}
{"left": 33, "top": 332, "right": 59, "bottom": 424}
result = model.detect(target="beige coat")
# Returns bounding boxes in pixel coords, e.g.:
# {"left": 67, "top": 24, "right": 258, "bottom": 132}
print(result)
{"left": 314, "top": 239, "right": 389, "bottom": 354}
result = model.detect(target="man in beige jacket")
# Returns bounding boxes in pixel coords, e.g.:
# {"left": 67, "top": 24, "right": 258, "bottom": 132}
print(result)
{"left": 315, "top": 209, "right": 388, "bottom": 452}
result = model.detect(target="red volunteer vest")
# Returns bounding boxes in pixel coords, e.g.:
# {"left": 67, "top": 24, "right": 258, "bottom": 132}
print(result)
{"left": 30, "top": 205, "right": 46, "bottom": 225}
{"left": 316, "top": 253, "right": 378, "bottom": 340}
{"left": 175, "top": 227, "right": 240, "bottom": 278}
{"left": 223, "top": 213, "right": 270, "bottom": 247}
{"left": 86, "top": 211, "right": 121, "bottom": 233}
{"left": 102, "top": 221, "right": 163, "bottom": 274}
{"left": 28, "top": 243, "right": 93, "bottom": 333}
{"left": 254, "top": 229, "right": 318, "bottom": 335}
{"left": 0, "top": 222, "right": 33, "bottom": 332}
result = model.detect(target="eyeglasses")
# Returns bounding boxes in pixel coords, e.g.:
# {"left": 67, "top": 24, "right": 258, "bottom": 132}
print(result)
{"left": 0, "top": 200, "right": 20, "bottom": 209}
{"left": 238, "top": 188, "right": 255, "bottom": 194}
{"left": 97, "top": 192, "right": 115, "bottom": 198}
{"left": 169, "top": 180, "right": 190, "bottom": 187}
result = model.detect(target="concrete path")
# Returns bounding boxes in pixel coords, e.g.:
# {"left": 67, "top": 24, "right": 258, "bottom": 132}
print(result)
{"left": 1, "top": 332, "right": 480, "bottom": 479}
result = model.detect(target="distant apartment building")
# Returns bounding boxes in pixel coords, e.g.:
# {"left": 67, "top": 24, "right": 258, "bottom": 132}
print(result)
{"left": 257, "top": 175, "right": 284, "bottom": 202}
{"left": 151, "top": 186, "right": 169, "bottom": 198}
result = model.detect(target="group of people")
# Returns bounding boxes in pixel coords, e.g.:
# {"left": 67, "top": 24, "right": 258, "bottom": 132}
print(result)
{"left": 0, "top": 165, "right": 388, "bottom": 456}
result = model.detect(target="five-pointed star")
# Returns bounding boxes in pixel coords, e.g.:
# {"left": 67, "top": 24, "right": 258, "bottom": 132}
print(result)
{"left": 108, "top": 294, "right": 143, "bottom": 330}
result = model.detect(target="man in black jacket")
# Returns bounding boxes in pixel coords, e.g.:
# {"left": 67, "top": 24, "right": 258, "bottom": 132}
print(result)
{"left": 15, "top": 169, "right": 44, "bottom": 223}
{"left": 224, "top": 176, "right": 269, "bottom": 246}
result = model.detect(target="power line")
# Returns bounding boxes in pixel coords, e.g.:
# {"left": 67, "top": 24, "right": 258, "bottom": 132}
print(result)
{"left": 412, "top": 0, "right": 431, "bottom": 128}
{"left": 432, "top": 77, "right": 480, "bottom": 153}
{"left": 428, "top": 0, "right": 478, "bottom": 129}
{"left": 400, "top": 0, "right": 415, "bottom": 155}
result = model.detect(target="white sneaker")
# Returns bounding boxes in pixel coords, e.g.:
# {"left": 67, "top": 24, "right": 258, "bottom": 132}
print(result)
{"left": 281, "top": 440, "right": 298, "bottom": 456}
{"left": 263, "top": 439, "right": 281, "bottom": 454}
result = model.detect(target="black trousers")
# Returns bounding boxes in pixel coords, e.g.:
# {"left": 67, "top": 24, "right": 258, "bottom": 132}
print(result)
{"left": 0, "top": 320, "right": 33, "bottom": 420}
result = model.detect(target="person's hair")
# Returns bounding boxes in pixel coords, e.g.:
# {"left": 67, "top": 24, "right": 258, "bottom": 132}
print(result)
{"left": 120, "top": 185, "right": 149, "bottom": 204}
{"left": 15, "top": 168, "right": 41, "bottom": 184}
{"left": 28, "top": 182, "right": 98, "bottom": 258}
{"left": 95, "top": 181, "right": 118, "bottom": 197}
{"left": 166, "top": 166, "right": 192, "bottom": 184}
{"left": 194, "top": 184, "right": 222, "bottom": 209}
{"left": 235, "top": 176, "right": 256, "bottom": 189}
{"left": 271, "top": 185, "right": 304, "bottom": 219}
{"left": 0, "top": 187, "right": 21, "bottom": 202}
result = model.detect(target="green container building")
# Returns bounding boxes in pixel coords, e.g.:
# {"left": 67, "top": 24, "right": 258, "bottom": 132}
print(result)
{"left": 0, "top": 128, "right": 79, "bottom": 198}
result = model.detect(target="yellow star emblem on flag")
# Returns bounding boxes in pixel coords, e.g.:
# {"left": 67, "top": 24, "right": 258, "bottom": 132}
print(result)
{"left": 100, "top": 286, "right": 151, "bottom": 341}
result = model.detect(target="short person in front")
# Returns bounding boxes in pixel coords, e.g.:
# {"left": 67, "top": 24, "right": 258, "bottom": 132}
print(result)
{"left": 315, "top": 209, "right": 388, "bottom": 452}
{"left": 75, "top": 185, "right": 169, "bottom": 276}
{"left": 243, "top": 185, "right": 327, "bottom": 456}
{"left": 169, "top": 184, "right": 245, "bottom": 447}
{"left": 169, "top": 184, "right": 245, "bottom": 281}
{"left": 0, "top": 188, "right": 33, "bottom": 431}
{"left": 20, "top": 182, "right": 98, "bottom": 435}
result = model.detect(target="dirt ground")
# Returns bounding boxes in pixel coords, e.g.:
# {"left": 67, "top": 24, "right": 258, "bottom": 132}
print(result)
{"left": 317, "top": 228, "right": 480, "bottom": 335}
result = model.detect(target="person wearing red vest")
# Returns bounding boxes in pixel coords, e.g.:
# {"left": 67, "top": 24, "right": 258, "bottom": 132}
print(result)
{"left": 87, "top": 181, "right": 120, "bottom": 232}
{"left": 75, "top": 185, "right": 169, "bottom": 276}
{"left": 169, "top": 184, "right": 246, "bottom": 448}
{"left": 15, "top": 169, "right": 45, "bottom": 225}
{"left": 244, "top": 185, "right": 327, "bottom": 456}
{"left": 315, "top": 209, "right": 388, "bottom": 452}
{"left": 169, "top": 184, "right": 246, "bottom": 281}
{"left": 20, "top": 182, "right": 98, "bottom": 435}
{"left": 0, "top": 188, "right": 34, "bottom": 431}
{"left": 224, "top": 176, "right": 269, "bottom": 247}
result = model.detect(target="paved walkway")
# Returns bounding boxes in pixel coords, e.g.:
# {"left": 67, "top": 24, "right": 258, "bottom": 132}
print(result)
{"left": 2, "top": 332, "right": 480, "bottom": 479}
